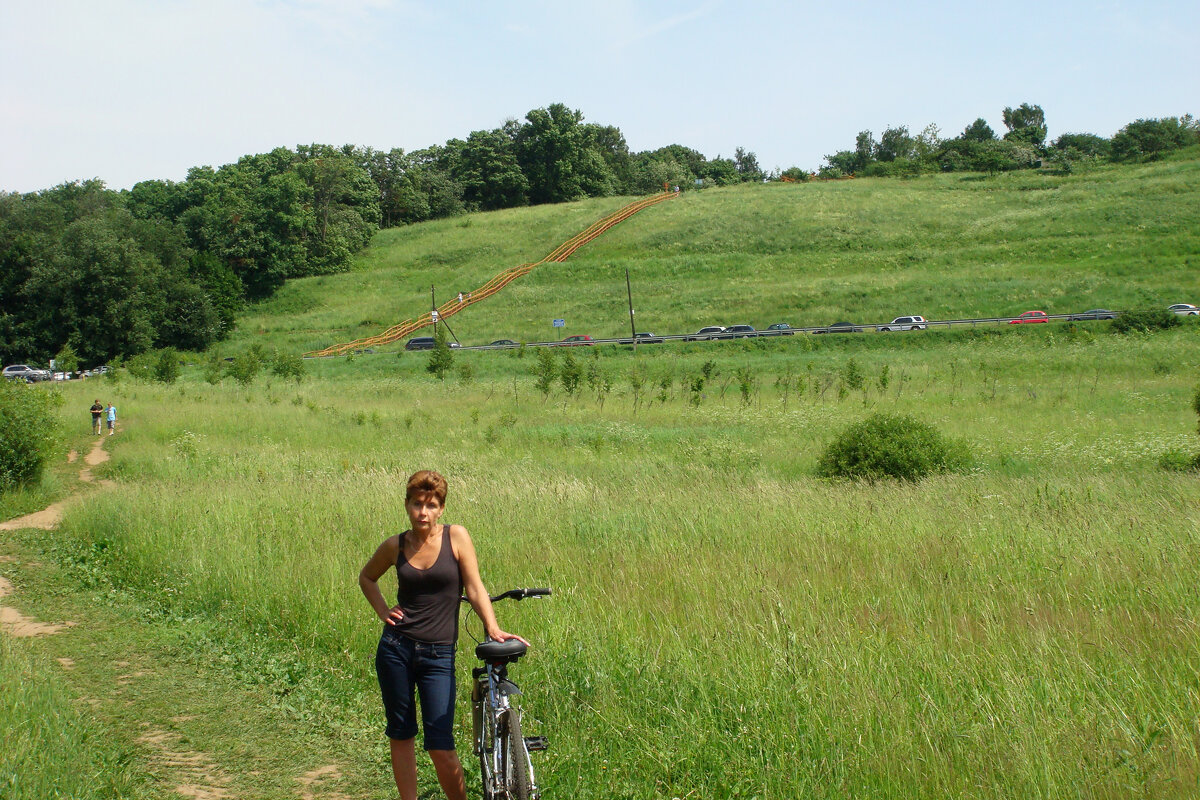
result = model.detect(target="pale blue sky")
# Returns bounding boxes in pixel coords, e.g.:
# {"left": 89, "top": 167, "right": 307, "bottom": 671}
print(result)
{"left": 1, "top": 0, "right": 1196, "bottom": 193}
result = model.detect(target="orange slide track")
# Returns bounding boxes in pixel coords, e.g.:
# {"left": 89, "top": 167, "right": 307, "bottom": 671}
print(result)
{"left": 304, "top": 191, "right": 678, "bottom": 358}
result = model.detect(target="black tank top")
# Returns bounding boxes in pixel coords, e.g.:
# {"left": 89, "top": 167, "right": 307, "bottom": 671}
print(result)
{"left": 393, "top": 525, "right": 461, "bottom": 644}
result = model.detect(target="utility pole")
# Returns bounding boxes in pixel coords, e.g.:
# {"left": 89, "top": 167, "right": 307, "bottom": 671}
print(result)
{"left": 625, "top": 268, "right": 637, "bottom": 351}
{"left": 431, "top": 285, "right": 437, "bottom": 338}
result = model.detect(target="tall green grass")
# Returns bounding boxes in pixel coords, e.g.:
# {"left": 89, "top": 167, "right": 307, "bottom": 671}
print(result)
{"left": 0, "top": 635, "right": 148, "bottom": 799}
{"left": 40, "top": 323, "right": 1200, "bottom": 798}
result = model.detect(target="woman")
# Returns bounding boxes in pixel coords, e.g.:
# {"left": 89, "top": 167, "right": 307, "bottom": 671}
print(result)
{"left": 359, "top": 470, "right": 526, "bottom": 800}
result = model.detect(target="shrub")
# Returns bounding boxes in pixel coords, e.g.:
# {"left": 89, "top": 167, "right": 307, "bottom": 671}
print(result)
{"left": 426, "top": 328, "right": 454, "bottom": 381}
{"left": 0, "top": 380, "right": 62, "bottom": 493}
{"left": 1157, "top": 448, "right": 1199, "bottom": 472}
{"left": 154, "top": 348, "right": 180, "bottom": 383}
{"left": 270, "top": 349, "right": 305, "bottom": 382}
{"left": 533, "top": 348, "right": 557, "bottom": 396}
{"left": 226, "top": 350, "right": 263, "bottom": 385}
{"left": 1111, "top": 309, "right": 1181, "bottom": 334}
{"left": 817, "top": 413, "right": 972, "bottom": 482}
{"left": 54, "top": 343, "right": 79, "bottom": 375}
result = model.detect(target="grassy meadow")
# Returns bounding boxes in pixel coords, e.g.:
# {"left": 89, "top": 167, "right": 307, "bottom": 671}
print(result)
{"left": 13, "top": 317, "right": 1200, "bottom": 799}
{"left": 4, "top": 155, "right": 1200, "bottom": 799}
{"left": 233, "top": 152, "right": 1200, "bottom": 356}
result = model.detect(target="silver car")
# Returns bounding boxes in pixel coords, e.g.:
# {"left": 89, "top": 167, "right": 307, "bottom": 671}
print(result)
{"left": 3, "top": 364, "right": 52, "bottom": 382}
{"left": 1168, "top": 303, "right": 1198, "bottom": 316}
{"left": 877, "top": 315, "right": 928, "bottom": 332}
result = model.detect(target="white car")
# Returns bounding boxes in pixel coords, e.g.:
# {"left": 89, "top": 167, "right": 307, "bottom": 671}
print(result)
{"left": 877, "top": 315, "right": 928, "bottom": 332}
{"left": 1168, "top": 303, "right": 1198, "bottom": 316}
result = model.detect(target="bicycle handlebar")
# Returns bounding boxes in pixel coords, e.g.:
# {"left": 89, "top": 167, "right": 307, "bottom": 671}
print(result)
{"left": 460, "top": 587, "right": 551, "bottom": 604}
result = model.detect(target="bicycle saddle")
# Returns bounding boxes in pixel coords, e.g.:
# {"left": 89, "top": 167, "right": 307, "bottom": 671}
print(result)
{"left": 475, "top": 638, "right": 527, "bottom": 662}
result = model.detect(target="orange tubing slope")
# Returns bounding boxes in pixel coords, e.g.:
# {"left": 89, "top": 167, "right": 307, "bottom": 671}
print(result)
{"left": 305, "top": 191, "right": 678, "bottom": 357}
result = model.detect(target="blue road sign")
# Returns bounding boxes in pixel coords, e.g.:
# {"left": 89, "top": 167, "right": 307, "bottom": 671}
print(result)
{"left": 553, "top": 319, "right": 565, "bottom": 327}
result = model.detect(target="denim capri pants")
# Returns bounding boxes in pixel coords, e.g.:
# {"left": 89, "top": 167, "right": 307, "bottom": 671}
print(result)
{"left": 376, "top": 628, "right": 457, "bottom": 750}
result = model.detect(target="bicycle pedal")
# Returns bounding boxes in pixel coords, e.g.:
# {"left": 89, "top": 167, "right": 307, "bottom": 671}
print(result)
{"left": 524, "top": 736, "right": 548, "bottom": 752}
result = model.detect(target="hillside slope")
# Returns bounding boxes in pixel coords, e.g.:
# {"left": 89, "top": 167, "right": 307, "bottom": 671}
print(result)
{"left": 235, "top": 153, "right": 1200, "bottom": 354}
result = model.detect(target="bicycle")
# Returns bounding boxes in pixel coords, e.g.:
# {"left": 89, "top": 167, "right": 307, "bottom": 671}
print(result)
{"left": 462, "top": 587, "right": 550, "bottom": 800}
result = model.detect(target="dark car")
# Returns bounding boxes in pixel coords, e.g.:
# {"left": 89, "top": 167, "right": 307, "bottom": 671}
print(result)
{"left": 765, "top": 323, "right": 795, "bottom": 336}
{"left": 405, "top": 337, "right": 460, "bottom": 350}
{"left": 1068, "top": 309, "right": 1116, "bottom": 321}
{"left": 722, "top": 325, "right": 757, "bottom": 338}
{"left": 814, "top": 321, "right": 860, "bottom": 334}
{"left": 488, "top": 339, "right": 519, "bottom": 348}
{"left": 686, "top": 325, "right": 726, "bottom": 341}
{"left": 559, "top": 335, "right": 594, "bottom": 346}
{"left": 619, "top": 332, "right": 663, "bottom": 344}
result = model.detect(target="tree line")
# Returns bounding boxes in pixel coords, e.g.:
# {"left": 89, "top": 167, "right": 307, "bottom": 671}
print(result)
{"left": 814, "top": 104, "right": 1199, "bottom": 178}
{"left": 1, "top": 103, "right": 765, "bottom": 366}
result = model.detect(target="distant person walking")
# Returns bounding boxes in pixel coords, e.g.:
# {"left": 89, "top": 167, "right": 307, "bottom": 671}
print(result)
{"left": 457, "top": 292, "right": 464, "bottom": 304}
{"left": 106, "top": 403, "right": 117, "bottom": 435}
{"left": 90, "top": 400, "right": 103, "bottom": 435}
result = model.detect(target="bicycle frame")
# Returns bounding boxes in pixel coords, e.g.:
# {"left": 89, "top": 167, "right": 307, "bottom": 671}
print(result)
{"left": 463, "top": 588, "right": 549, "bottom": 800}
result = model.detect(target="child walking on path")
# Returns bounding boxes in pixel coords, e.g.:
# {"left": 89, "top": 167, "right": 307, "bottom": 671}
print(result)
{"left": 106, "top": 404, "right": 117, "bottom": 435}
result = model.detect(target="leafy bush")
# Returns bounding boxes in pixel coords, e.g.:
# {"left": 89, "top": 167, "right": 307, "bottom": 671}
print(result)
{"left": 0, "top": 380, "right": 62, "bottom": 493}
{"left": 817, "top": 413, "right": 972, "bottom": 482}
{"left": 1111, "top": 309, "right": 1181, "bottom": 334}
{"left": 269, "top": 349, "right": 305, "bottom": 382}
{"left": 426, "top": 328, "right": 454, "bottom": 381}
{"left": 533, "top": 348, "right": 557, "bottom": 396}
{"left": 226, "top": 349, "right": 263, "bottom": 385}
{"left": 153, "top": 348, "right": 180, "bottom": 383}
{"left": 1157, "top": 448, "right": 1200, "bottom": 472}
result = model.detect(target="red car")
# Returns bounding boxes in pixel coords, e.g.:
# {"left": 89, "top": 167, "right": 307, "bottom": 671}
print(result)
{"left": 559, "top": 335, "right": 594, "bottom": 346}
{"left": 1008, "top": 310, "right": 1049, "bottom": 324}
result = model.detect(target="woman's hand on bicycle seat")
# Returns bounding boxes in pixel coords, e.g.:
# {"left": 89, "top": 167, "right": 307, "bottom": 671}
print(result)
{"left": 487, "top": 628, "right": 530, "bottom": 647}
{"left": 383, "top": 605, "right": 404, "bottom": 626}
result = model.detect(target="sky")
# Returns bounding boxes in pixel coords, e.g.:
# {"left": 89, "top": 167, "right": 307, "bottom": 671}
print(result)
{"left": 1, "top": 0, "right": 1197, "bottom": 193}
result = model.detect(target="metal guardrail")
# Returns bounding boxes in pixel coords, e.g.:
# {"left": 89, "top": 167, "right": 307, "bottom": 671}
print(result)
{"left": 310, "top": 311, "right": 1139, "bottom": 357}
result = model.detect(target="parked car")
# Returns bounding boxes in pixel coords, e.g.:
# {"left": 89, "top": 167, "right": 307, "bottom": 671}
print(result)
{"left": 619, "top": 332, "right": 663, "bottom": 344}
{"left": 404, "top": 337, "right": 460, "bottom": 350}
{"left": 722, "top": 324, "right": 757, "bottom": 338}
{"left": 1008, "top": 310, "right": 1049, "bottom": 324}
{"left": 814, "top": 321, "right": 861, "bottom": 334}
{"left": 1168, "top": 303, "right": 1199, "bottom": 316}
{"left": 765, "top": 323, "right": 795, "bottom": 336}
{"left": 559, "top": 335, "right": 594, "bottom": 346}
{"left": 2, "top": 364, "right": 52, "bottom": 382}
{"left": 1068, "top": 309, "right": 1116, "bottom": 321}
{"left": 488, "top": 339, "right": 519, "bottom": 348}
{"left": 877, "top": 315, "right": 927, "bottom": 332}
{"left": 686, "top": 326, "right": 726, "bottom": 341}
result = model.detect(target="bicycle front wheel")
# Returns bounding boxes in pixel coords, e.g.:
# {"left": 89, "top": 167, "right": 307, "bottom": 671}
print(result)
{"left": 499, "top": 710, "right": 532, "bottom": 800}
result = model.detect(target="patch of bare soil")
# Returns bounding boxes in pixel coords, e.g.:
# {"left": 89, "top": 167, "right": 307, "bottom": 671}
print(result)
{"left": 138, "top": 726, "right": 233, "bottom": 800}
{"left": 0, "top": 575, "right": 77, "bottom": 637}
{"left": 79, "top": 437, "right": 112, "bottom": 485}
{"left": 298, "top": 764, "right": 351, "bottom": 800}
{"left": 0, "top": 502, "right": 70, "bottom": 531}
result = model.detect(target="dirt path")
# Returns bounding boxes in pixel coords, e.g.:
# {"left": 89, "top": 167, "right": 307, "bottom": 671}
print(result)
{"left": 1, "top": 431, "right": 362, "bottom": 799}
{"left": 0, "top": 437, "right": 112, "bottom": 531}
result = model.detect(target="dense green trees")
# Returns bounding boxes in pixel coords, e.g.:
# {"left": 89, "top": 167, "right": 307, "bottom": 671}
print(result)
{"left": 819, "top": 105, "right": 1198, "bottom": 177}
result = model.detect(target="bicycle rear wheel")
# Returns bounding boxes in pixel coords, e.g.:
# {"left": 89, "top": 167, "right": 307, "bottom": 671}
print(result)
{"left": 499, "top": 710, "right": 532, "bottom": 800}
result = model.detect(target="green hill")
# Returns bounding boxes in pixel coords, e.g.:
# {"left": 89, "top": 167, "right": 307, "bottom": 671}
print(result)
{"left": 233, "top": 152, "right": 1200, "bottom": 355}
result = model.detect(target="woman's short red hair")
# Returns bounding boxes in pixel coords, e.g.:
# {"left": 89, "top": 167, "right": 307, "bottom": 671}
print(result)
{"left": 405, "top": 470, "right": 448, "bottom": 506}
